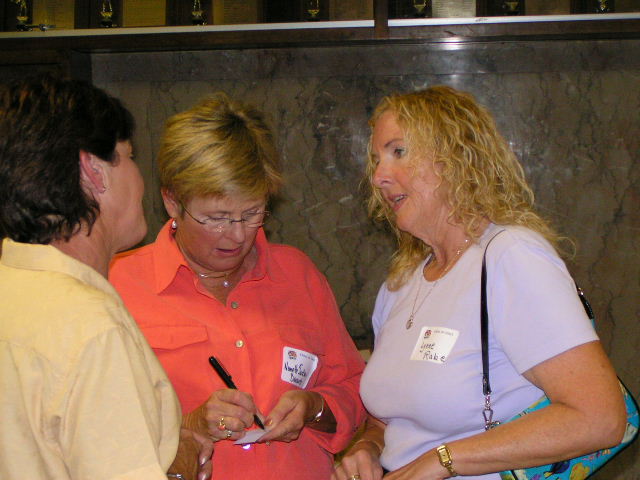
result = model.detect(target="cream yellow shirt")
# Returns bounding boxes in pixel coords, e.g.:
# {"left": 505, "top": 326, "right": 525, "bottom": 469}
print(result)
{"left": 0, "top": 239, "right": 180, "bottom": 480}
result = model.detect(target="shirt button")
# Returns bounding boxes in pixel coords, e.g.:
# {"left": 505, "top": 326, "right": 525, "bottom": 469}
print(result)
{"left": 231, "top": 301, "right": 239, "bottom": 309}
{"left": 235, "top": 340, "right": 244, "bottom": 348}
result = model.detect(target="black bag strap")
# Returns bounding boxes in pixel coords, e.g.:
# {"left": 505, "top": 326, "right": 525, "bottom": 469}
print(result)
{"left": 480, "top": 230, "right": 505, "bottom": 397}
{"left": 481, "top": 230, "right": 596, "bottom": 428}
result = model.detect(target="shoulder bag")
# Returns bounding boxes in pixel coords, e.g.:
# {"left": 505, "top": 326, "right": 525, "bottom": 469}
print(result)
{"left": 480, "top": 233, "right": 639, "bottom": 480}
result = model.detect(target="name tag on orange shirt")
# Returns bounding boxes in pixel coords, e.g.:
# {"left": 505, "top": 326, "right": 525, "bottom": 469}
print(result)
{"left": 281, "top": 347, "right": 318, "bottom": 389}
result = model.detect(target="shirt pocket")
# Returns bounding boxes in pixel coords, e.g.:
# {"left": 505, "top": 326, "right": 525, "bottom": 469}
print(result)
{"left": 276, "top": 325, "right": 326, "bottom": 357}
{"left": 276, "top": 325, "right": 326, "bottom": 389}
{"left": 141, "top": 324, "right": 209, "bottom": 351}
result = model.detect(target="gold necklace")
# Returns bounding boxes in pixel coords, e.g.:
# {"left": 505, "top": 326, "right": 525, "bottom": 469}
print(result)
{"left": 406, "top": 238, "right": 470, "bottom": 330}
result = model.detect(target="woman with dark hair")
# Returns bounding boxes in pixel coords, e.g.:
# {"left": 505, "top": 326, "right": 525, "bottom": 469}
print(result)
{"left": 0, "top": 75, "right": 210, "bottom": 480}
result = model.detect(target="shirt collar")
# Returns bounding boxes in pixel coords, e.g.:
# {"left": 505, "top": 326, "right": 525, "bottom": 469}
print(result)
{"left": 1, "top": 238, "right": 121, "bottom": 299}
{"left": 248, "top": 228, "right": 288, "bottom": 285}
{"left": 152, "top": 221, "right": 287, "bottom": 294}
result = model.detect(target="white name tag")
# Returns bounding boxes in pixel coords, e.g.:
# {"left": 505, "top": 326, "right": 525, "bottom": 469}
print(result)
{"left": 281, "top": 347, "right": 318, "bottom": 389}
{"left": 410, "top": 326, "right": 459, "bottom": 364}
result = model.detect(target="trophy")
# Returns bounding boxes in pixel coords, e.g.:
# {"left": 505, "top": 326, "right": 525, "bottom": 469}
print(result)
{"left": 502, "top": 1, "right": 521, "bottom": 15}
{"left": 191, "top": 0, "right": 206, "bottom": 25}
{"left": 413, "top": 0, "right": 429, "bottom": 17}
{"left": 595, "top": 0, "right": 612, "bottom": 12}
{"left": 100, "top": 0, "right": 114, "bottom": 27}
{"left": 14, "top": 0, "right": 30, "bottom": 30}
{"left": 306, "top": 0, "right": 320, "bottom": 20}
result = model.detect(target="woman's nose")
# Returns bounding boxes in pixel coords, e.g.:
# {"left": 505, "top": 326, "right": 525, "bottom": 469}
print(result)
{"left": 224, "top": 220, "right": 248, "bottom": 242}
{"left": 372, "top": 160, "right": 391, "bottom": 188}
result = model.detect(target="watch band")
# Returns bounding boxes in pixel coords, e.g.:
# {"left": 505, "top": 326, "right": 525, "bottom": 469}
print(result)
{"left": 436, "top": 444, "right": 457, "bottom": 477}
{"left": 308, "top": 395, "right": 324, "bottom": 423}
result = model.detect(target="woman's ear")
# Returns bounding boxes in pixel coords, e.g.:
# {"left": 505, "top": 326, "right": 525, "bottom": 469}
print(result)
{"left": 79, "top": 150, "right": 106, "bottom": 194}
{"left": 161, "top": 188, "right": 181, "bottom": 218}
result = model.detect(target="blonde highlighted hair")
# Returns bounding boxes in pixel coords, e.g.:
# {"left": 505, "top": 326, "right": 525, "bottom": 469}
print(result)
{"left": 366, "top": 85, "right": 564, "bottom": 290}
{"left": 158, "top": 92, "right": 282, "bottom": 204}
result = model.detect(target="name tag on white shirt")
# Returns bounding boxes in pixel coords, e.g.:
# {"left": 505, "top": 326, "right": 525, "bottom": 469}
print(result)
{"left": 281, "top": 347, "right": 318, "bottom": 389}
{"left": 410, "top": 326, "right": 459, "bottom": 364}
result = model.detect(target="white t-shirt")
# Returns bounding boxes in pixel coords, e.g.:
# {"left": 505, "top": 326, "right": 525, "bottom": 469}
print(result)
{"left": 360, "top": 224, "right": 598, "bottom": 478}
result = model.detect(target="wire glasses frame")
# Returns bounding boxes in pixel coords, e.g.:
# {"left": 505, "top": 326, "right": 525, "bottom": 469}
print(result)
{"left": 180, "top": 203, "right": 269, "bottom": 233}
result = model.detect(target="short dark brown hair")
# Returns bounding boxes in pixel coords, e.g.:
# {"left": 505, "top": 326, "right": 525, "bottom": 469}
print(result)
{"left": 0, "top": 74, "right": 134, "bottom": 244}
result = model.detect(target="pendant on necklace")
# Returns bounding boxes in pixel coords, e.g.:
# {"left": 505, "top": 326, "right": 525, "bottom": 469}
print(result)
{"left": 406, "top": 315, "right": 414, "bottom": 330}
{"left": 222, "top": 278, "right": 231, "bottom": 288}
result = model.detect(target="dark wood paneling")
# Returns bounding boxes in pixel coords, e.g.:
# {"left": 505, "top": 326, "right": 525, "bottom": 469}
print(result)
{"left": 375, "top": 0, "right": 389, "bottom": 37}
{"left": 0, "top": 49, "right": 91, "bottom": 83}
{"left": 264, "top": 0, "right": 300, "bottom": 22}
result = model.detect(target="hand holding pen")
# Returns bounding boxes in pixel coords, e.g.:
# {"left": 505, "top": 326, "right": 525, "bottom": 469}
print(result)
{"left": 208, "top": 356, "right": 265, "bottom": 431}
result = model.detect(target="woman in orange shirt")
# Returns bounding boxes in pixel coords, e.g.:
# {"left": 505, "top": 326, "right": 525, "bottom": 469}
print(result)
{"left": 110, "top": 92, "right": 366, "bottom": 480}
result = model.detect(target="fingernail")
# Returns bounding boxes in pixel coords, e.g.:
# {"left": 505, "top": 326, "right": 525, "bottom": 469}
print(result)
{"left": 265, "top": 419, "right": 273, "bottom": 427}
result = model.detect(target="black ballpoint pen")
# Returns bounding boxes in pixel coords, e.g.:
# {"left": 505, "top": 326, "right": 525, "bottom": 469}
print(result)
{"left": 208, "top": 355, "right": 265, "bottom": 429}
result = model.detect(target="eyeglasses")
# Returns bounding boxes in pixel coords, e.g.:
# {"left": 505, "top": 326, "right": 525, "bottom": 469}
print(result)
{"left": 180, "top": 203, "right": 269, "bottom": 233}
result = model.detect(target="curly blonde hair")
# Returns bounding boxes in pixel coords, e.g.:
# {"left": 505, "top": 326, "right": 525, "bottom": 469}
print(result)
{"left": 366, "top": 85, "right": 563, "bottom": 290}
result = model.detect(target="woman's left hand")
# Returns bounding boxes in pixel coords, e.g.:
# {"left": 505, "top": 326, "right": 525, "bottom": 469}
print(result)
{"left": 258, "top": 390, "right": 324, "bottom": 443}
{"left": 382, "top": 453, "right": 447, "bottom": 480}
{"left": 168, "top": 427, "right": 214, "bottom": 480}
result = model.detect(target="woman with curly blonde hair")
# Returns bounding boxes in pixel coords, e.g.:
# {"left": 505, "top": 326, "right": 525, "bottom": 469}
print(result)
{"left": 333, "top": 86, "right": 626, "bottom": 480}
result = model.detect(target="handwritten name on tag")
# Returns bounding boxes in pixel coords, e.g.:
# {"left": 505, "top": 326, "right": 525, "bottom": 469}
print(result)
{"left": 281, "top": 347, "right": 318, "bottom": 389}
{"left": 410, "top": 326, "right": 459, "bottom": 364}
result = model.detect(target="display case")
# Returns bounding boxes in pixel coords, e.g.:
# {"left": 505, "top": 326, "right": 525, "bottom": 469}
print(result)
{"left": 2, "top": 0, "right": 638, "bottom": 31}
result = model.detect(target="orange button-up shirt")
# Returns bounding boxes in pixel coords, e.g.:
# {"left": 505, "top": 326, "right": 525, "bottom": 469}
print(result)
{"left": 110, "top": 222, "right": 366, "bottom": 480}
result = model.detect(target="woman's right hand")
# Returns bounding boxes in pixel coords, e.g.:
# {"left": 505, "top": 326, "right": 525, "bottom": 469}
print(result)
{"left": 333, "top": 415, "right": 387, "bottom": 480}
{"left": 186, "top": 388, "right": 262, "bottom": 442}
{"left": 332, "top": 440, "right": 385, "bottom": 480}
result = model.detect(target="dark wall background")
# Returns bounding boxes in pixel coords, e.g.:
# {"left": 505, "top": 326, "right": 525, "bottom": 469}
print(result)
{"left": 92, "top": 37, "right": 640, "bottom": 478}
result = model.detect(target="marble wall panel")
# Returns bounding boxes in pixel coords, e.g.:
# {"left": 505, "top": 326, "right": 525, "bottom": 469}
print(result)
{"left": 93, "top": 38, "right": 640, "bottom": 477}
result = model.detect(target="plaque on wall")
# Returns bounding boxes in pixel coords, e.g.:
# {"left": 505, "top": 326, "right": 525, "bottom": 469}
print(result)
{"left": 32, "top": 0, "right": 74, "bottom": 29}
{"left": 526, "top": 0, "right": 570, "bottom": 14}
{"left": 122, "top": 0, "right": 166, "bottom": 27}
{"left": 330, "top": 0, "right": 373, "bottom": 19}
{"left": 213, "top": 0, "right": 260, "bottom": 24}
{"left": 432, "top": 0, "right": 476, "bottom": 17}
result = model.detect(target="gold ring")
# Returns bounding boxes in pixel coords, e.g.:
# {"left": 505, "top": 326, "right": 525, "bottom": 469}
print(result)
{"left": 225, "top": 429, "right": 233, "bottom": 439}
{"left": 349, "top": 475, "right": 361, "bottom": 480}
{"left": 217, "top": 417, "right": 226, "bottom": 431}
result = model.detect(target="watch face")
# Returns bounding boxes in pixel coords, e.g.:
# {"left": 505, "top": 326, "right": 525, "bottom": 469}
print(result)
{"left": 437, "top": 445, "right": 455, "bottom": 473}
{"left": 437, "top": 445, "right": 451, "bottom": 461}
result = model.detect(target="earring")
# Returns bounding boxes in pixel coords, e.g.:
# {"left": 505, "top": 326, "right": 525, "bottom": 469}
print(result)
{"left": 171, "top": 219, "right": 177, "bottom": 230}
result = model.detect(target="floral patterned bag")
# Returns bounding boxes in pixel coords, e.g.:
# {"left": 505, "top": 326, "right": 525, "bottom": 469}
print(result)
{"left": 494, "top": 385, "right": 639, "bottom": 480}
{"left": 480, "top": 237, "right": 639, "bottom": 480}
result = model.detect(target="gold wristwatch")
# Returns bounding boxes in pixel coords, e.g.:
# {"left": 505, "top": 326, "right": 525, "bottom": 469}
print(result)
{"left": 436, "top": 444, "right": 457, "bottom": 477}
{"left": 307, "top": 395, "right": 324, "bottom": 423}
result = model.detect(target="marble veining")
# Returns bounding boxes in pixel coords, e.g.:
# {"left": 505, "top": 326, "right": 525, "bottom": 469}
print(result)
{"left": 93, "top": 38, "right": 639, "bottom": 478}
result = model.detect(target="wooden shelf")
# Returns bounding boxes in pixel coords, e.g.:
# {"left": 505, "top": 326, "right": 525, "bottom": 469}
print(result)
{"left": 0, "top": 13, "right": 638, "bottom": 84}
{"left": 1, "top": 14, "right": 639, "bottom": 54}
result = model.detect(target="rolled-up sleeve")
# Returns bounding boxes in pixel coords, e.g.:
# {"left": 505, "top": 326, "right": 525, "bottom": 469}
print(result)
{"left": 303, "top": 274, "right": 367, "bottom": 454}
